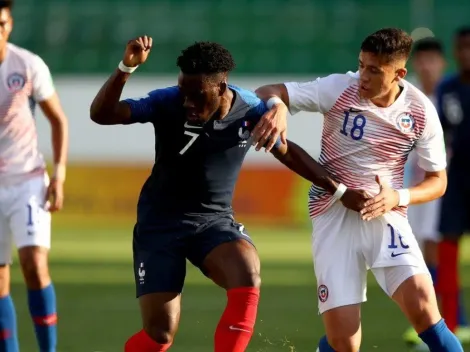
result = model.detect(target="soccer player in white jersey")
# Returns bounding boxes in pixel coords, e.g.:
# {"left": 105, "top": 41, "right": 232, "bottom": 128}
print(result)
{"left": 254, "top": 28, "right": 462, "bottom": 351}
{"left": 0, "top": 1, "right": 68, "bottom": 351}
{"left": 403, "top": 38, "right": 470, "bottom": 347}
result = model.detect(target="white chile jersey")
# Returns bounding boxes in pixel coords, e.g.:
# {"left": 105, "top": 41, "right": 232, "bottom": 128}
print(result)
{"left": 0, "top": 43, "right": 55, "bottom": 186}
{"left": 285, "top": 71, "right": 447, "bottom": 218}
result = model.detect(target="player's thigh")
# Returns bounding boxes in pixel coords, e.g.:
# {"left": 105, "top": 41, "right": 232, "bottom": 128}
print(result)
{"left": 9, "top": 175, "right": 51, "bottom": 252}
{"left": 0, "top": 210, "right": 13, "bottom": 268}
{"left": 189, "top": 215, "right": 260, "bottom": 289}
{"left": 313, "top": 202, "right": 368, "bottom": 315}
{"left": 133, "top": 222, "right": 188, "bottom": 297}
{"left": 439, "top": 171, "right": 466, "bottom": 238}
{"left": 374, "top": 266, "right": 440, "bottom": 333}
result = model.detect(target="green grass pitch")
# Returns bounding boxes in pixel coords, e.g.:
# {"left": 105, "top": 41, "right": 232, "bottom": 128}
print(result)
{"left": 9, "top": 219, "right": 470, "bottom": 352}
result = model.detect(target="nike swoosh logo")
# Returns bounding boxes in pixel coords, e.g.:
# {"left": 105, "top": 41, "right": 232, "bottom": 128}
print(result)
{"left": 391, "top": 252, "right": 410, "bottom": 258}
{"left": 348, "top": 108, "right": 363, "bottom": 113}
{"left": 184, "top": 122, "right": 203, "bottom": 129}
{"left": 229, "top": 325, "right": 251, "bottom": 333}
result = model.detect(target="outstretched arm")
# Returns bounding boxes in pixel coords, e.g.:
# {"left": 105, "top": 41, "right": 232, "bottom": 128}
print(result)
{"left": 270, "top": 140, "right": 370, "bottom": 211}
{"left": 271, "top": 140, "right": 338, "bottom": 194}
{"left": 90, "top": 35, "right": 152, "bottom": 125}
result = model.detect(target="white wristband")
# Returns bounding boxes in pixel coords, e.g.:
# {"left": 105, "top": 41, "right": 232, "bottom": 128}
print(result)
{"left": 333, "top": 183, "right": 347, "bottom": 200}
{"left": 397, "top": 189, "right": 411, "bottom": 207}
{"left": 118, "top": 61, "right": 138, "bottom": 74}
{"left": 266, "top": 96, "right": 284, "bottom": 109}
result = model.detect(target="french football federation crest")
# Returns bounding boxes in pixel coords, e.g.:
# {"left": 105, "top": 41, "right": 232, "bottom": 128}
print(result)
{"left": 7, "top": 73, "right": 26, "bottom": 92}
{"left": 238, "top": 121, "right": 251, "bottom": 140}
{"left": 396, "top": 113, "right": 415, "bottom": 133}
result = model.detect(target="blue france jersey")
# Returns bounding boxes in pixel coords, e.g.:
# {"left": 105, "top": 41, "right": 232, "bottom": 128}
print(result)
{"left": 123, "top": 85, "right": 280, "bottom": 222}
{"left": 436, "top": 75, "right": 470, "bottom": 167}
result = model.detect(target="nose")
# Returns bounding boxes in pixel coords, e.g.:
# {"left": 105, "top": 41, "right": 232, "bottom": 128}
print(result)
{"left": 183, "top": 98, "right": 195, "bottom": 109}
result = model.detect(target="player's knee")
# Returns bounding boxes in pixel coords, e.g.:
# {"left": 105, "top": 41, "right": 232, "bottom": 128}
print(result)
{"left": 144, "top": 325, "right": 175, "bottom": 345}
{"left": 18, "top": 246, "right": 50, "bottom": 289}
{"left": 328, "top": 335, "right": 361, "bottom": 352}
{"left": 0, "top": 265, "right": 10, "bottom": 296}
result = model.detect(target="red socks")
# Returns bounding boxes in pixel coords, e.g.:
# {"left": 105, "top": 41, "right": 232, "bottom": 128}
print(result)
{"left": 214, "top": 287, "right": 260, "bottom": 352}
{"left": 125, "top": 287, "right": 260, "bottom": 352}
{"left": 124, "top": 330, "right": 171, "bottom": 352}
{"left": 437, "top": 240, "right": 459, "bottom": 332}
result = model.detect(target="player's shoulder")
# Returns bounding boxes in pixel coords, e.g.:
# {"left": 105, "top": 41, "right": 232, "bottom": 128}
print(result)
{"left": 145, "top": 86, "right": 181, "bottom": 107}
{"left": 230, "top": 85, "right": 262, "bottom": 108}
{"left": 319, "top": 71, "right": 360, "bottom": 92}
{"left": 6, "top": 42, "right": 45, "bottom": 66}
{"left": 403, "top": 79, "right": 435, "bottom": 110}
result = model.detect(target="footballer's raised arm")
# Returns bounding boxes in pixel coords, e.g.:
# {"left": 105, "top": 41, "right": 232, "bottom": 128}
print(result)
{"left": 90, "top": 35, "right": 152, "bottom": 125}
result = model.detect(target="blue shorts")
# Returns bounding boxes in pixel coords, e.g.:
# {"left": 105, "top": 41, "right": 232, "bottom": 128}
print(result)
{"left": 132, "top": 214, "right": 253, "bottom": 297}
{"left": 439, "top": 168, "right": 470, "bottom": 237}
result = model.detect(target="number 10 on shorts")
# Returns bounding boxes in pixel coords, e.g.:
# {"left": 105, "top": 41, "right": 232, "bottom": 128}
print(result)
{"left": 387, "top": 224, "right": 409, "bottom": 250}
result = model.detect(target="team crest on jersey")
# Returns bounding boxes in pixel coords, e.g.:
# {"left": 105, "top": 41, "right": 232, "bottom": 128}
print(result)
{"left": 6, "top": 73, "right": 26, "bottom": 92}
{"left": 396, "top": 113, "right": 415, "bottom": 133}
{"left": 238, "top": 121, "right": 251, "bottom": 140}
{"left": 318, "top": 284, "right": 329, "bottom": 303}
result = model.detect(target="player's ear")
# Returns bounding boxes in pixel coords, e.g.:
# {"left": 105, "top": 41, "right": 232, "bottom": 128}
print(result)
{"left": 395, "top": 67, "right": 407, "bottom": 81}
{"left": 219, "top": 80, "right": 227, "bottom": 96}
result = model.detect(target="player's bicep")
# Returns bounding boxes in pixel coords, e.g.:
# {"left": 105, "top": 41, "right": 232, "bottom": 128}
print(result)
{"left": 121, "top": 90, "right": 163, "bottom": 125}
{"left": 415, "top": 105, "right": 447, "bottom": 172}
{"left": 284, "top": 80, "right": 321, "bottom": 115}
{"left": 31, "top": 55, "right": 55, "bottom": 103}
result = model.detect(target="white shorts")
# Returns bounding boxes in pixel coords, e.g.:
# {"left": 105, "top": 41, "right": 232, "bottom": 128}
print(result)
{"left": 407, "top": 199, "right": 441, "bottom": 242}
{"left": 0, "top": 175, "right": 51, "bottom": 264}
{"left": 312, "top": 201, "right": 429, "bottom": 314}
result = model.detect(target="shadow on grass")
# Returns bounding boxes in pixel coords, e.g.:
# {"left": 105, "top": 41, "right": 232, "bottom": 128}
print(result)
{"left": 9, "top": 260, "right": 470, "bottom": 352}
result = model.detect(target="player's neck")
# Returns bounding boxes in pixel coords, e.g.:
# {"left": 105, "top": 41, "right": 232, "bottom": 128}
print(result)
{"left": 0, "top": 44, "right": 6, "bottom": 63}
{"left": 370, "top": 84, "right": 402, "bottom": 108}
{"left": 215, "top": 88, "right": 234, "bottom": 120}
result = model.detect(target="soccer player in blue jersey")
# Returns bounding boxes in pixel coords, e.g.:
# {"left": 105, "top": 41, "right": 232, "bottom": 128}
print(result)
{"left": 436, "top": 26, "right": 470, "bottom": 339}
{"left": 89, "top": 36, "right": 368, "bottom": 352}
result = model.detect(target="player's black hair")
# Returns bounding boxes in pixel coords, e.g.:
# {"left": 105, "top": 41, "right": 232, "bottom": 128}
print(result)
{"left": 0, "top": 0, "right": 13, "bottom": 9}
{"left": 455, "top": 26, "right": 470, "bottom": 39}
{"left": 412, "top": 38, "right": 444, "bottom": 56}
{"left": 176, "top": 41, "right": 236, "bottom": 75}
{"left": 361, "top": 28, "right": 413, "bottom": 62}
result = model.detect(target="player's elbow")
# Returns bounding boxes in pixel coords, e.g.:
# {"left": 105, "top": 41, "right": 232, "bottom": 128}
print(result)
{"left": 426, "top": 170, "right": 447, "bottom": 199}
{"left": 90, "top": 107, "right": 110, "bottom": 125}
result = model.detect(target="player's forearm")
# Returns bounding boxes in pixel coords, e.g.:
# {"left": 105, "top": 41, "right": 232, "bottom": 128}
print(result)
{"left": 90, "top": 69, "right": 130, "bottom": 124}
{"left": 407, "top": 171, "right": 447, "bottom": 205}
{"left": 50, "top": 116, "right": 68, "bottom": 180}
{"left": 272, "top": 140, "right": 339, "bottom": 194}
{"left": 255, "top": 84, "right": 290, "bottom": 107}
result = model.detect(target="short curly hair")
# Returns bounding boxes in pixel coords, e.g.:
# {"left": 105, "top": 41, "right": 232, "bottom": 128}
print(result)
{"left": 361, "top": 28, "right": 413, "bottom": 62}
{"left": 176, "top": 41, "right": 236, "bottom": 75}
{"left": 0, "top": 0, "right": 13, "bottom": 9}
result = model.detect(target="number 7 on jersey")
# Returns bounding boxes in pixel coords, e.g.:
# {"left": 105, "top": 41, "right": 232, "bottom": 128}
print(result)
{"left": 179, "top": 131, "right": 200, "bottom": 155}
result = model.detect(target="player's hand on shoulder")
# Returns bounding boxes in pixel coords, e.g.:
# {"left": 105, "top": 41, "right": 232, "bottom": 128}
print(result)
{"left": 252, "top": 102, "right": 288, "bottom": 152}
{"left": 360, "top": 175, "right": 399, "bottom": 221}
{"left": 123, "top": 35, "right": 153, "bottom": 67}
{"left": 340, "top": 189, "right": 370, "bottom": 212}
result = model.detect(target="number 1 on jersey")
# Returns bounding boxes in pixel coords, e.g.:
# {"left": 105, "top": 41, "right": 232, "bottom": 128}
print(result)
{"left": 179, "top": 131, "right": 200, "bottom": 155}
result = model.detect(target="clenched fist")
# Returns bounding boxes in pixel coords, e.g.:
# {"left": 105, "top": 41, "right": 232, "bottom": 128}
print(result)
{"left": 123, "top": 35, "right": 153, "bottom": 67}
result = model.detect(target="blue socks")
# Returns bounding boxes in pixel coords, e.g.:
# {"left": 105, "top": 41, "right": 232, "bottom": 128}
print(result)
{"left": 318, "top": 336, "right": 335, "bottom": 351}
{"left": 419, "top": 319, "right": 463, "bottom": 351}
{"left": 27, "top": 284, "right": 57, "bottom": 352}
{"left": 0, "top": 295, "right": 19, "bottom": 352}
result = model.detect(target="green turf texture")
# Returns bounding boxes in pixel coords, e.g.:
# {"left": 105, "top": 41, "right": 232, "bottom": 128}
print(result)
{"left": 9, "top": 220, "right": 470, "bottom": 352}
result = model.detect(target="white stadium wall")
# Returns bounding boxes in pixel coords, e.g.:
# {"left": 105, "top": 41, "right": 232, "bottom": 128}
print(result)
{"left": 34, "top": 75, "right": 325, "bottom": 165}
